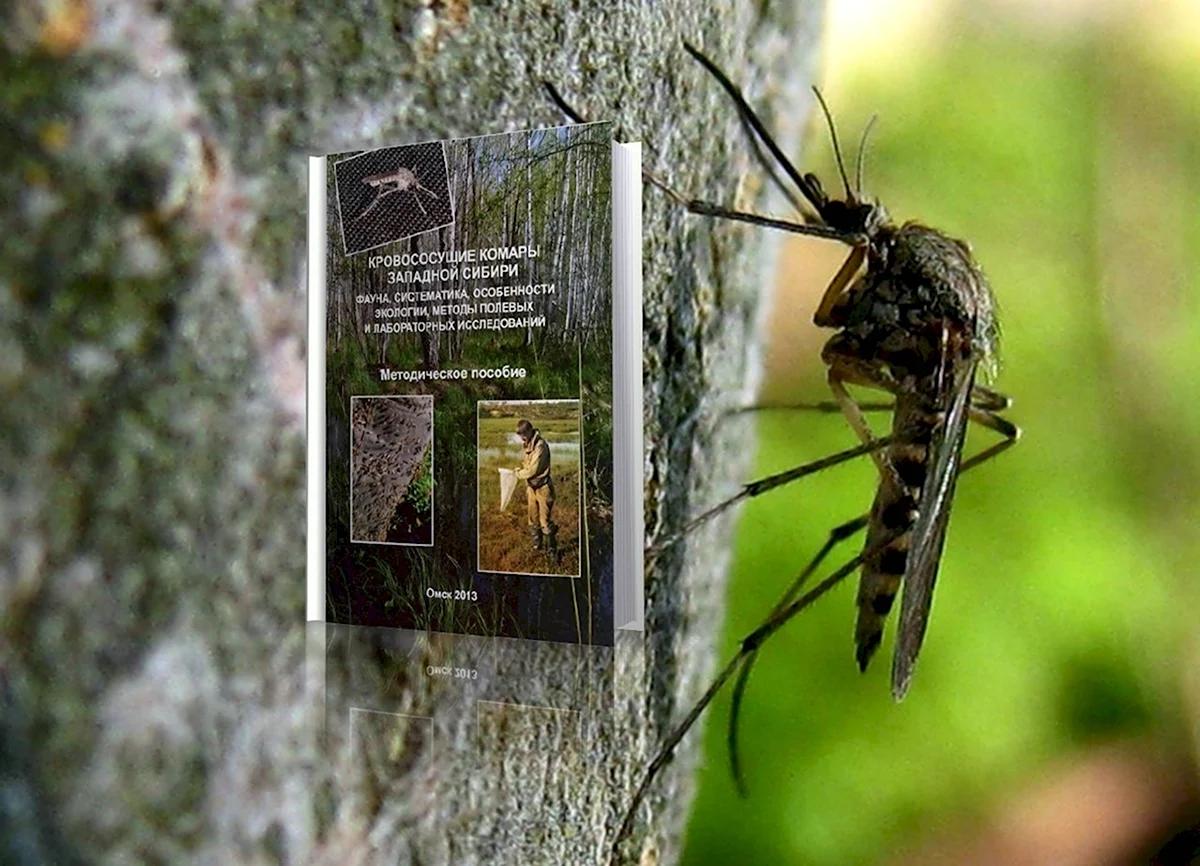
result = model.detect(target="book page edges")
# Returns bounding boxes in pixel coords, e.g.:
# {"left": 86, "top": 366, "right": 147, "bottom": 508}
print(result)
{"left": 307, "top": 156, "right": 327, "bottom": 622}
{"left": 613, "top": 142, "right": 644, "bottom": 632}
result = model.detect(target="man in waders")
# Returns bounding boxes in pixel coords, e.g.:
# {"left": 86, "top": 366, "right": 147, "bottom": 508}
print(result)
{"left": 514, "top": 419, "right": 557, "bottom": 563}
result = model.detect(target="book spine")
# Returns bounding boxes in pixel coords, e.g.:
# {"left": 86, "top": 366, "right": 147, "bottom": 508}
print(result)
{"left": 613, "top": 142, "right": 644, "bottom": 632}
{"left": 306, "top": 156, "right": 328, "bottom": 622}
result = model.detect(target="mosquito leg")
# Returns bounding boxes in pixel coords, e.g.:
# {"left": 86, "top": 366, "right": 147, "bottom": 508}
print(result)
{"left": 722, "top": 401, "right": 893, "bottom": 417}
{"left": 827, "top": 364, "right": 905, "bottom": 492}
{"left": 651, "top": 368, "right": 903, "bottom": 560}
{"left": 543, "top": 77, "right": 864, "bottom": 244}
{"left": 675, "top": 39, "right": 814, "bottom": 216}
{"left": 542, "top": 80, "right": 586, "bottom": 123}
{"left": 645, "top": 435, "right": 894, "bottom": 559}
{"left": 961, "top": 406, "right": 1020, "bottom": 472}
{"left": 544, "top": 76, "right": 816, "bottom": 226}
{"left": 970, "top": 385, "right": 1011, "bottom": 412}
{"left": 352, "top": 192, "right": 385, "bottom": 223}
{"left": 725, "top": 405, "right": 1014, "bottom": 790}
{"left": 710, "top": 390, "right": 1011, "bottom": 475}
{"left": 618, "top": 402, "right": 1019, "bottom": 858}
{"left": 725, "top": 408, "right": 1016, "bottom": 791}
{"left": 732, "top": 111, "right": 810, "bottom": 216}
{"left": 612, "top": 549, "right": 868, "bottom": 862}
{"left": 726, "top": 513, "right": 869, "bottom": 795}
{"left": 542, "top": 80, "right": 674, "bottom": 190}
{"left": 680, "top": 41, "right": 828, "bottom": 216}
{"left": 352, "top": 186, "right": 402, "bottom": 223}
{"left": 813, "top": 244, "right": 868, "bottom": 327}
{"left": 409, "top": 188, "right": 429, "bottom": 217}
{"left": 714, "top": 399, "right": 893, "bottom": 432}
{"left": 679, "top": 203, "right": 859, "bottom": 244}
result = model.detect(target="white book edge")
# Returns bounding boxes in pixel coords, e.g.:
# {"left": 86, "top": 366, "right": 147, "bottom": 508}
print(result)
{"left": 306, "top": 156, "right": 327, "bottom": 623}
{"left": 613, "top": 142, "right": 644, "bottom": 632}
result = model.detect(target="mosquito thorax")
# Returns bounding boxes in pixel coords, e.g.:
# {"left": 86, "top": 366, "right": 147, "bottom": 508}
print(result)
{"left": 824, "top": 221, "right": 1000, "bottom": 388}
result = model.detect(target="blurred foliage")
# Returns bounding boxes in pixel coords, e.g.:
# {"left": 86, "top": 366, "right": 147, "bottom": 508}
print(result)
{"left": 401, "top": 446, "right": 434, "bottom": 519}
{"left": 682, "top": 6, "right": 1200, "bottom": 865}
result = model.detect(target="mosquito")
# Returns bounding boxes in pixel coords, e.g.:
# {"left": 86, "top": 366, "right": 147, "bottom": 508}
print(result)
{"left": 548, "top": 39, "right": 1019, "bottom": 862}
{"left": 351, "top": 166, "right": 440, "bottom": 222}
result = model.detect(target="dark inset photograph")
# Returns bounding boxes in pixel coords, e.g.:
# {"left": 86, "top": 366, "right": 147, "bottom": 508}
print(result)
{"left": 351, "top": 395, "right": 434, "bottom": 546}
{"left": 478, "top": 400, "right": 581, "bottom": 577}
{"left": 334, "top": 141, "right": 454, "bottom": 255}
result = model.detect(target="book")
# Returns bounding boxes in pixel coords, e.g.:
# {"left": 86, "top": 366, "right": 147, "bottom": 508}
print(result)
{"left": 307, "top": 123, "right": 642, "bottom": 645}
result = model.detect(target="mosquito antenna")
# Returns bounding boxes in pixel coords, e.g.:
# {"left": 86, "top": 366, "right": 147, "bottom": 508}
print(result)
{"left": 811, "top": 87, "right": 854, "bottom": 202}
{"left": 855, "top": 114, "right": 878, "bottom": 196}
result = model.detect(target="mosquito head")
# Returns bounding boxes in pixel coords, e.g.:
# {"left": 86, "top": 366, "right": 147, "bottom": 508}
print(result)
{"left": 821, "top": 197, "right": 889, "bottom": 238}
{"left": 810, "top": 91, "right": 891, "bottom": 238}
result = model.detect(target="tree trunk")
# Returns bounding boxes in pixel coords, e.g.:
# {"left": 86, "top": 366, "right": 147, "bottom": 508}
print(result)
{"left": 0, "top": 1, "right": 821, "bottom": 864}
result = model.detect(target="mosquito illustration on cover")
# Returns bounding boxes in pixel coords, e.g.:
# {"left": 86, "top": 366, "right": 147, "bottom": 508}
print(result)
{"left": 549, "top": 39, "right": 1021, "bottom": 862}
{"left": 352, "top": 166, "right": 441, "bottom": 223}
{"left": 334, "top": 141, "right": 453, "bottom": 255}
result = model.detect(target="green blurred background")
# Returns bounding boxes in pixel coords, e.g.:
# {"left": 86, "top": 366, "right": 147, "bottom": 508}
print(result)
{"left": 682, "top": 1, "right": 1200, "bottom": 863}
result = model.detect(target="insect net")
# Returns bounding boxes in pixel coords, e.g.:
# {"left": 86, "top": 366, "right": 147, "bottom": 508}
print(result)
{"left": 498, "top": 468, "right": 518, "bottom": 511}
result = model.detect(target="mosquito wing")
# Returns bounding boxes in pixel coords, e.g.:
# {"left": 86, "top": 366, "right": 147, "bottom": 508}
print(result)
{"left": 891, "top": 356, "right": 978, "bottom": 700}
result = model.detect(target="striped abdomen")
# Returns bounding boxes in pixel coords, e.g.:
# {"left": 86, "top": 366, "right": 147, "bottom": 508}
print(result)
{"left": 854, "top": 396, "right": 939, "bottom": 671}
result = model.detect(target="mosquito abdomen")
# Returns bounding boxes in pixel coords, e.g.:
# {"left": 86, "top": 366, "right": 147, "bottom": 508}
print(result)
{"left": 854, "top": 398, "right": 933, "bottom": 671}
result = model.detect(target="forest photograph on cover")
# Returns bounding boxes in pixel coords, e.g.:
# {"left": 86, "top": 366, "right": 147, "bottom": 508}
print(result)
{"left": 324, "top": 122, "right": 615, "bottom": 646}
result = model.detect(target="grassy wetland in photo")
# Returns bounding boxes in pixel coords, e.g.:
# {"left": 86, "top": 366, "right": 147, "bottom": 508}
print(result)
{"left": 680, "top": 3, "right": 1200, "bottom": 864}
{"left": 477, "top": 400, "right": 582, "bottom": 577}
{"left": 324, "top": 122, "right": 614, "bottom": 644}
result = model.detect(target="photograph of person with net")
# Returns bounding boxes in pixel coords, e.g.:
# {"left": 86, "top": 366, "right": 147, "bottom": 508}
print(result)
{"left": 477, "top": 399, "right": 581, "bottom": 577}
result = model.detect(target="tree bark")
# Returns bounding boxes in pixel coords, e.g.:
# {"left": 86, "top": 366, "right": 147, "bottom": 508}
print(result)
{"left": 0, "top": 1, "right": 821, "bottom": 864}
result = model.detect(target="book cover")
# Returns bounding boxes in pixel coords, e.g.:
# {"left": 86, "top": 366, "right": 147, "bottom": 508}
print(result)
{"left": 308, "top": 123, "right": 638, "bottom": 646}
